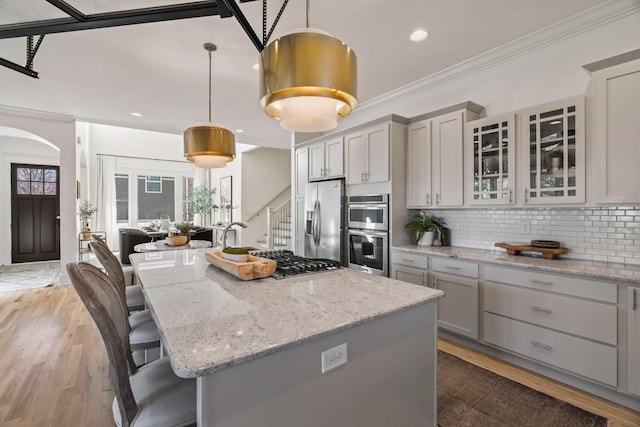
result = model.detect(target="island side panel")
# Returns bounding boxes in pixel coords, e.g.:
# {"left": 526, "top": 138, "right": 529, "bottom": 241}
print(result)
{"left": 197, "top": 302, "right": 438, "bottom": 427}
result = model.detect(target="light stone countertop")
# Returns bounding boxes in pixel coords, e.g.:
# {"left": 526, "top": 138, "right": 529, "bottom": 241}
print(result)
{"left": 130, "top": 249, "right": 443, "bottom": 378}
{"left": 392, "top": 245, "right": 640, "bottom": 283}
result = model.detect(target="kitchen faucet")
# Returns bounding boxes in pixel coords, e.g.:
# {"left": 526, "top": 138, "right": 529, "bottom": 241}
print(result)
{"left": 222, "top": 222, "right": 247, "bottom": 250}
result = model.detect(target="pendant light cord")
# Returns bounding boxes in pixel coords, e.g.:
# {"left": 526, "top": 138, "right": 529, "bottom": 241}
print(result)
{"left": 208, "top": 48, "right": 212, "bottom": 122}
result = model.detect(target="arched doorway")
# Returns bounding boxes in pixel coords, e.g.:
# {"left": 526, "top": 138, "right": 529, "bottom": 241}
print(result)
{"left": 1, "top": 127, "right": 61, "bottom": 263}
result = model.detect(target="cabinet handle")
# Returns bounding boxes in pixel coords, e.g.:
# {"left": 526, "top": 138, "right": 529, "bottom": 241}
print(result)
{"left": 524, "top": 188, "right": 529, "bottom": 202}
{"left": 445, "top": 266, "right": 461, "bottom": 271}
{"left": 530, "top": 306, "right": 553, "bottom": 314}
{"left": 530, "top": 341, "right": 552, "bottom": 350}
{"left": 433, "top": 278, "right": 438, "bottom": 289}
{"left": 634, "top": 288, "right": 638, "bottom": 311}
{"left": 531, "top": 279, "right": 553, "bottom": 286}
{"left": 426, "top": 193, "right": 430, "bottom": 205}
{"left": 509, "top": 189, "right": 513, "bottom": 203}
{"left": 365, "top": 171, "right": 370, "bottom": 181}
{"left": 361, "top": 172, "right": 364, "bottom": 182}
{"left": 436, "top": 193, "right": 440, "bottom": 204}
{"left": 401, "top": 258, "right": 415, "bottom": 263}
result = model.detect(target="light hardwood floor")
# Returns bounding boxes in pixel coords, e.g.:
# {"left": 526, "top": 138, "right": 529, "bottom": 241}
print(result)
{"left": 1, "top": 284, "right": 638, "bottom": 426}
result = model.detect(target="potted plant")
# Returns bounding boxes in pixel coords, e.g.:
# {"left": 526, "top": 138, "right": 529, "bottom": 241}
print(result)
{"left": 77, "top": 200, "right": 97, "bottom": 239}
{"left": 405, "top": 212, "right": 446, "bottom": 246}
{"left": 173, "top": 222, "right": 193, "bottom": 243}
{"left": 189, "top": 185, "right": 216, "bottom": 226}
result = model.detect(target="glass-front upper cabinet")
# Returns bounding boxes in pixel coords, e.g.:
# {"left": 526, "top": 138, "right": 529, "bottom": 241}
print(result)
{"left": 466, "top": 113, "right": 515, "bottom": 205}
{"left": 520, "top": 96, "right": 585, "bottom": 204}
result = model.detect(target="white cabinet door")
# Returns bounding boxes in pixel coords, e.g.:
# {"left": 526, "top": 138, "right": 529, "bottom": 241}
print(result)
{"left": 406, "top": 120, "right": 431, "bottom": 208}
{"left": 432, "top": 111, "right": 464, "bottom": 207}
{"left": 325, "top": 137, "right": 344, "bottom": 178}
{"left": 593, "top": 59, "right": 640, "bottom": 204}
{"left": 629, "top": 286, "right": 640, "bottom": 396}
{"left": 295, "top": 147, "right": 308, "bottom": 198}
{"left": 433, "top": 271, "right": 478, "bottom": 339}
{"left": 346, "top": 132, "right": 367, "bottom": 185}
{"left": 391, "top": 264, "right": 428, "bottom": 287}
{"left": 520, "top": 96, "right": 585, "bottom": 204}
{"left": 366, "top": 124, "right": 390, "bottom": 183}
{"left": 308, "top": 142, "right": 325, "bottom": 181}
{"left": 466, "top": 113, "right": 516, "bottom": 205}
{"left": 345, "top": 124, "right": 389, "bottom": 184}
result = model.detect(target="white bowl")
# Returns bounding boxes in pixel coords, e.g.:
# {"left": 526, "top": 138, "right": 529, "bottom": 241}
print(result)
{"left": 221, "top": 252, "right": 249, "bottom": 262}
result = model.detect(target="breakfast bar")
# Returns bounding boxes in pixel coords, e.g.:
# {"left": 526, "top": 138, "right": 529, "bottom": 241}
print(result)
{"left": 130, "top": 249, "right": 443, "bottom": 427}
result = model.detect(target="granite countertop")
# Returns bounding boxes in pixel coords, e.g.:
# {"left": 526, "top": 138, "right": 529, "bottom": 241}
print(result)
{"left": 392, "top": 245, "right": 640, "bottom": 283}
{"left": 130, "top": 249, "right": 443, "bottom": 378}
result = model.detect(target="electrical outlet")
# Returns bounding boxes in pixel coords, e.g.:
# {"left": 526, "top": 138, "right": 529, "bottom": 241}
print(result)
{"left": 520, "top": 221, "right": 530, "bottom": 233}
{"left": 321, "top": 343, "right": 348, "bottom": 374}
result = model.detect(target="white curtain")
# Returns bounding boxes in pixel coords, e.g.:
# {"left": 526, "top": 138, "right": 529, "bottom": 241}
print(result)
{"left": 95, "top": 155, "right": 118, "bottom": 251}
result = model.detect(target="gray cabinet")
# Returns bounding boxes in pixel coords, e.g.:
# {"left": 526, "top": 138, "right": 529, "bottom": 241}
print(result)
{"left": 392, "top": 250, "right": 479, "bottom": 339}
{"left": 629, "top": 286, "right": 640, "bottom": 396}
{"left": 519, "top": 96, "right": 585, "bottom": 204}
{"left": 431, "top": 258, "right": 478, "bottom": 339}
{"left": 309, "top": 137, "right": 344, "bottom": 181}
{"left": 466, "top": 113, "right": 516, "bottom": 205}
{"left": 391, "top": 249, "right": 429, "bottom": 286}
{"left": 346, "top": 123, "right": 390, "bottom": 184}
{"left": 294, "top": 147, "right": 308, "bottom": 199}
{"left": 483, "top": 266, "right": 617, "bottom": 386}
{"left": 591, "top": 57, "right": 640, "bottom": 204}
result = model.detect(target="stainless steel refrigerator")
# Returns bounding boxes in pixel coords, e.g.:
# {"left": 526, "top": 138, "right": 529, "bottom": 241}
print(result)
{"left": 304, "top": 179, "right": 345, "bottom": 264}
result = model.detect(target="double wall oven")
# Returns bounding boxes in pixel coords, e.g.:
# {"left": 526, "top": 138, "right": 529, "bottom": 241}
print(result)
{"left": 347, "top": 194, "right": 389, "bottom": 276}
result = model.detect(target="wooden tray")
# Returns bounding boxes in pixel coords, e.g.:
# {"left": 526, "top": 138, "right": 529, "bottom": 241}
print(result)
{"left": 495, "top": 242, "right": 568, "bottom": 260}
{"left": 206, "top": 250, "right": 277, "bottom": 280}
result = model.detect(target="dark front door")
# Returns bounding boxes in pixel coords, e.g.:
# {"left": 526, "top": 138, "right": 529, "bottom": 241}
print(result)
{"left": 11, "top": 164, "right": 60, "bottom": 263}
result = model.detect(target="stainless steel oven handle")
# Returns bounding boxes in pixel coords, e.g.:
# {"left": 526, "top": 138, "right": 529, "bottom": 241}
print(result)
{"left": 347, "top": 204, "right": 388, "bottom": 209}
{"left": 348, "top": 230, "right": 388, "bottom": 238}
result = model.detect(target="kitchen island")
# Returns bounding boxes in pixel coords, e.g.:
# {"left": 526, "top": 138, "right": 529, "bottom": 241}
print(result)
{"left": 130, "top": 249, "right": 443, "bottom": 427}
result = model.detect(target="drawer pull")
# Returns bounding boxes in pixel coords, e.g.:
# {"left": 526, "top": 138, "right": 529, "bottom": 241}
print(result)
{"left": 445, "top": 266, "right": 461, "bottom": 270}
{"left": 530, "top": 306, "right": 553, "bottom": 314}
{"left": 634, "top": 288, "right": 638, "bottom": 311}
{"left": 531, "top": 279, "right": 554, "bottom": 286}
{"left": 530, "top": 341, "right": 553, "bottom": 350}
{"left": 401, "top": 258, "right": 415, "bottom": 263}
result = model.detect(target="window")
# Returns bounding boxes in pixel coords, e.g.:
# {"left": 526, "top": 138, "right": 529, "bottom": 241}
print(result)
{"left": 145, "top": 176, "right": 161, "bottom": 193}
{"left": 16, "top": 166, "right": 57, "bottom": 195}
{"left": 137, "top": 176, "right": 175, "bottom": 221}
{"left": 115, "top": 174, "right": 129, "bottom": 223}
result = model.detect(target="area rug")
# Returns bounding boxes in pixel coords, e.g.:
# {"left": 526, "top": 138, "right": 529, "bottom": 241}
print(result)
{"left": 0, "top": 261, "right": 60, "bottom": 293}
{"left": 438, "top": 351, "right": 607, "bottom": 427}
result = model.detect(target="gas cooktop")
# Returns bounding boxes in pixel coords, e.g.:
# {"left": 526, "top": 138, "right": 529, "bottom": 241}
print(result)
{"left": 249, "top": 250, "right": 341, "bottom": 280}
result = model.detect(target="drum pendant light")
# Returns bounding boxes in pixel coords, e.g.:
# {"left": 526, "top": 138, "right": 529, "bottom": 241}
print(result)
{"left": 259, "top": 0, "right": 357, "bottom": 133}
{"left": 184, "top": 43, "right": 235, "bottom": 168}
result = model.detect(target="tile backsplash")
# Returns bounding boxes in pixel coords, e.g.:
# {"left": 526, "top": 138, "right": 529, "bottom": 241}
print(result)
{"left": 425, "top": 207, "right": 640, "bottom": 265}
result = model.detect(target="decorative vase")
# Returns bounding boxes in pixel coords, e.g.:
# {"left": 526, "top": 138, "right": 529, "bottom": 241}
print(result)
{"left": 418, "top": 231, "right": 435, "bottom": 246}
{"left": 81, "top": 226, "right": 91, "bottom": 240}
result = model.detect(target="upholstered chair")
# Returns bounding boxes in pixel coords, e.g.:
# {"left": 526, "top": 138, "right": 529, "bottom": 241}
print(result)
{"left": 67, "top": 262, "right": 196, "bottom": 427}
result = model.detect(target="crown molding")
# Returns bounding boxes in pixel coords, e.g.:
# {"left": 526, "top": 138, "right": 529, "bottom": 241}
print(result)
{"left": 356, "top": 0, "right": 640, "bottom": 116}
{"left": 0, "top": 104, "right": 75, "bottom": 123}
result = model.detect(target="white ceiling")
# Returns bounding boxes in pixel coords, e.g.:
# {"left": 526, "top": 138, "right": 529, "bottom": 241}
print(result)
{"left": 0, "top": 0, "right": 610, "bottom": 149}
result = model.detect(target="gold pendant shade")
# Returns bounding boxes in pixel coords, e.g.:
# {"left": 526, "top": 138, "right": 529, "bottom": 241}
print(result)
{"left": 259, "top": 29, "right": 357, "bottom": 133}
{"left": 184, "top": 42, "right": 236, "bottom": 169}
{"left": 183, "top": 122, "right": 235, "bottom": 168}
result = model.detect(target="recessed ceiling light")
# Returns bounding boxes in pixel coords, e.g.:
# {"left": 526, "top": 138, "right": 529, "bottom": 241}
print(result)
{"left": 130, "top": 112, "right": 143, "bottom": 117}
{"left": 410, "top": 29, "right": 428, "bottom": 42}
{"left": 236, "top": 129, "right": 244, "bottom": 133}
{"left": 252, "top": 63, "right": 259, "bottom": 71}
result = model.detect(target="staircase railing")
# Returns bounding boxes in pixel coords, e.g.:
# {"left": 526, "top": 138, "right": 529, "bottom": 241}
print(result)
{"left": 244, "top": 186, "right": 291, "bottom": 223}
{"left": 266, "top": 198, "right": 291, "bottom": 249}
